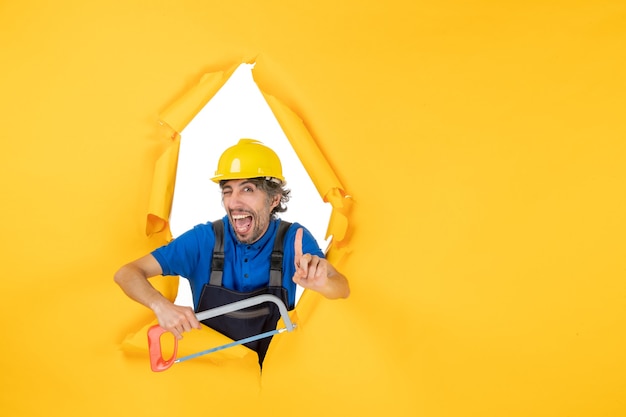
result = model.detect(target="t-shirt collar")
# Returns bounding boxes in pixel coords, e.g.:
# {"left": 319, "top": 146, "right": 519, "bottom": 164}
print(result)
{"left": 225, "top": 216, "right": 279, "bottom": 250}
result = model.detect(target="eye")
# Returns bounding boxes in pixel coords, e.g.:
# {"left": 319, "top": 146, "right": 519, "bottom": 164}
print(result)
{"left": 221, "top": 189, "right": 232, "bottom": 197}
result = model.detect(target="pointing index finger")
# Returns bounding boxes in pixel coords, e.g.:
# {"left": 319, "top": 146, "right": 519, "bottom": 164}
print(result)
{"left": 294, "top": 227, "right": 303, "bottom": 265}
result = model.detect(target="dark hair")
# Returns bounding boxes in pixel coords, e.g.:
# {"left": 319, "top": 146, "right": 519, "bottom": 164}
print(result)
{"left": 220, "top": 177, "right": 291, "bottom": 216}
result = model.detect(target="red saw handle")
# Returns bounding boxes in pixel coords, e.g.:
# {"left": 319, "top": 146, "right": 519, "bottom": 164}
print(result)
{"left": 147, "top": 325, "right": 179, "bottom": 372}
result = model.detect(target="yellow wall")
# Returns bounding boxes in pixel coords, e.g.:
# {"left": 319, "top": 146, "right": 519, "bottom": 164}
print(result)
{"left": 1, "top": 1, "right": 625, "bottom": 416}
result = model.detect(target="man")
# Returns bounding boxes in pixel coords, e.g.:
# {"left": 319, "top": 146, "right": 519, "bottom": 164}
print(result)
{"left": 114, "top": 139, "right": 350, "bottom": 365}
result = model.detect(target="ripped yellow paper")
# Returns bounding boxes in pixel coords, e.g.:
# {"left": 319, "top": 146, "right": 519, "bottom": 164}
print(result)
{"left": 146, "top": 65, "right": 240, "bottom": 237}
{"left": 146, "top": 63, "right": 353, "bottom": 251}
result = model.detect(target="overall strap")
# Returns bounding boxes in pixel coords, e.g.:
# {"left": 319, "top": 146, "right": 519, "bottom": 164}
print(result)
{"left": 270, "top": 220, "right": 292, "bottom": 287}
{"left": 209, "top": 219, "right": 292, "bottom": 287}
{"left": 209, "top": 220, "right": 225, "bottom": 286}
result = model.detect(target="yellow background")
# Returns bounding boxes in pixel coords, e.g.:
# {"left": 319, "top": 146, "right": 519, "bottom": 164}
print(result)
{"left": 1, "top": 1, "right": 625, "bottom": 416}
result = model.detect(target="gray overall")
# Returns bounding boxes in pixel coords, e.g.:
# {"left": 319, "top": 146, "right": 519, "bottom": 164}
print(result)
{"left": 196, "top": 219, "right": 292, "bottom": 366}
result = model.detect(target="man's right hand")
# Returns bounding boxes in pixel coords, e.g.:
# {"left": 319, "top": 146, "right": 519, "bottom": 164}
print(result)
{"left": 152, "top": 299, "right": 202, "bottom": 340}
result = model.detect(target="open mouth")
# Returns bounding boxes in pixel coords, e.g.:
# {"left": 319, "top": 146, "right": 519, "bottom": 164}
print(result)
{"left": 231, "top": 213, "right": 253, "bottom": 235}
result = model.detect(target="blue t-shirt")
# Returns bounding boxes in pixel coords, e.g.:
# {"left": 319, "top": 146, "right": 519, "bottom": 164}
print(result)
{"left": 151, "top": 216, "right": 324, "bottom": 310}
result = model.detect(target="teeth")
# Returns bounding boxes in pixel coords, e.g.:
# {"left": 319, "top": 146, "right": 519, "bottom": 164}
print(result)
{"left": 232, "top": 214, "right": 250, "bottom": 220}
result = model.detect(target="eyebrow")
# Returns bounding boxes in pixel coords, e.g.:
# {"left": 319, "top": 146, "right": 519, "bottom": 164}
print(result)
{"left": 222, "top": 180, "right": 256, "bottom": 191}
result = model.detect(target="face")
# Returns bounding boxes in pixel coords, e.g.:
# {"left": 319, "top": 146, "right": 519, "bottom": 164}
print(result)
{"left": 221, "top": 179, "right": 280, "bottom": 244}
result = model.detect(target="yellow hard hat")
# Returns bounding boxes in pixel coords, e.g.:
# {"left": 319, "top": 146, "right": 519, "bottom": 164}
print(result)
{"left": 211, "top": 139, "right": 285, "bottom": 183}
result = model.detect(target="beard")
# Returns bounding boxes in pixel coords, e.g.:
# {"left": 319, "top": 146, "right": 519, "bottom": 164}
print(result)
{"left": 229, "top": 209, "right": 271, "bottom": 244}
